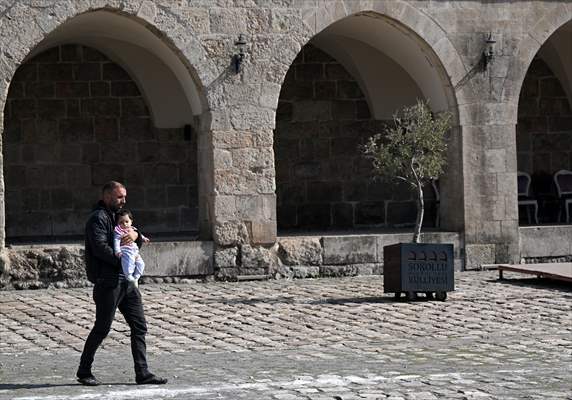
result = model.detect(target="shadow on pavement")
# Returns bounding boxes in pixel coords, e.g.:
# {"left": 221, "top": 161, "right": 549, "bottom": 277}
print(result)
{"left": 0, "top": 383, "right": 81, "bottom": 390}
{"left": 0, "top": 382, "right": 136, "bottom": 390}
{"left": 491, "top": 277, "right": 572, "bottom": 293}
{"left": 307, "top": 296, "right": 399, "bottom": 305}
{"left": 224, "top": 296, "right": 395, "bottom": 305}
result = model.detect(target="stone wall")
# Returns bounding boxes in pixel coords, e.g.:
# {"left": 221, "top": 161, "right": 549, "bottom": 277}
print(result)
{"left": 0, "top": 1, "right": 570, "bottom": 270}
{"left": 274, "top": 44, "right": 437, "bottom": 232}
{"left": 0, "top": 242, "right": 212, "bottom": 290}
{"left": 516, "top": 57, "right": 572, "bottom": 223}
{"left": 215, "top": 231, "right": 462, "bottom": 280}
{"left": 0, "top": 246, "right": 87, "bottom": 290}
{"left": 0, "top": 231, "right": 461, "bottom": 290}
{"left": 3, "top": 44, "right": 198, "bottom": 239}
{"left": 517, "top": 57, "right": 572, "bottom": 176}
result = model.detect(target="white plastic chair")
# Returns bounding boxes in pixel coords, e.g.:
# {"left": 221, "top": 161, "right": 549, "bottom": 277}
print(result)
{"left": 553, "top": 169, "right": 572, "bottom": 223}
{"left": 517, "top": 171, "right": 538, "bottom": 224}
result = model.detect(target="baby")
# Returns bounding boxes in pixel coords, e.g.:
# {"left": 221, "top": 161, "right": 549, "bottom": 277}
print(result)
{"left": 113, "top": 209, "right": 149, "bottom": 285}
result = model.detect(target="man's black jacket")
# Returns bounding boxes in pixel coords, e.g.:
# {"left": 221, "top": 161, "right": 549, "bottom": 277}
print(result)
{"left": 85, "top": 201, "right": 142, "bottom": 285}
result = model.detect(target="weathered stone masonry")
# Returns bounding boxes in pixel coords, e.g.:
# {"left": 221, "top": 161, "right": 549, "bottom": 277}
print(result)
{"left": 0, "top": 1, "right": 570, "bottom": 288}
{"left": 4, "top": 44, "right": 198, "bottom": 238}
{"left": 275, "top": 44, "right": 436, "bottom": 231}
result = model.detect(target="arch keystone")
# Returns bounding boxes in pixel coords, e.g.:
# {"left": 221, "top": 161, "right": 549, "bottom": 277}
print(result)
{"left": 136, "top": 0, "right": 157, "bottom": 23}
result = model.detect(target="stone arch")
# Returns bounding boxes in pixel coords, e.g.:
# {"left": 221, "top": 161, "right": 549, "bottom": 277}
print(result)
{"left": 515, "top": 15, "right": 572, "bottom": 226}
{"left": 0, "top": 3, "right": 216, "bottom": 108}
{"left": 0, "top": 4, "right": 216, "bottom": 245}
{"left": 274, "top": 1, "right": 468, "bottom": 112}
{"left": 273, "top": 3, "right": 465, "bottom": 233}
{"left": 505, "top": 5, "right": 572, "bottom": 109}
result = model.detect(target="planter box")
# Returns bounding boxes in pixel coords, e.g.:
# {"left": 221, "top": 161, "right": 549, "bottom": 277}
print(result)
{"left": 383, "top": 243, "right": 454, "bottom": 301}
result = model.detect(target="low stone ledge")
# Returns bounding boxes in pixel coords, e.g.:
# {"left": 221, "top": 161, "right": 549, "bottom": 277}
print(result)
{"left": 0, "top": 246, "right": 87, "bottom": 290}
{"left": 322, "top": 236, "right": 378, "bottom": 265}
{"left": 519, "top": 225, "right": 572, "bottom": 258}
{"left": 278, "top": 237, "right": 322, "bottom": 266}
{"left": 319, "top": 263, "right": 383, "bottom": 278}
{"left": 465, "top": 244, "right": 495, "bottom": 270}
{"left": 214, "top": 246, "right": 239, "bottom": 269}
{"left": 1, "top": 231, "right": 463, "bottom": 289}
{"left": 241, "top": 244, "right": 279, "bottom": 271}
{"left": 291, "top": 266, "right": 320, "bottom": 279}
{"left": 216, "top": 266, "right": 239, "bottom": 281}
{"left": 2, "top": 240, "right": 214, "bottom": 290}
{"left": 140, "top": 241, "right": 213, "bottom": 276}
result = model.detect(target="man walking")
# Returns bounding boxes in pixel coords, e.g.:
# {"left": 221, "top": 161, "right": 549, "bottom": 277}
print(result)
{"left": 77, "top": 181, "right": 167, "bottom": 386}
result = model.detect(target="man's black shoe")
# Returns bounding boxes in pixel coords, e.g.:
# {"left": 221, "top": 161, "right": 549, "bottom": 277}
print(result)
{"left": 136, "top": 373, "right": 168, "bottom": 385}
{"left": 77, "top": 375, "right": 101, "bottom": 386}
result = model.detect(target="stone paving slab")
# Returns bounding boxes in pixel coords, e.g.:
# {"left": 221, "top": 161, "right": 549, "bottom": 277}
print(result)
{"left": 0, "top": 271, "right": 571, "bottom": 399}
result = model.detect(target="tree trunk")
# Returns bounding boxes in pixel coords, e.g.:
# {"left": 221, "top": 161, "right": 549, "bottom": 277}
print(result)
{"left": 413, "top": 180, "right": 424, "bottom": 243}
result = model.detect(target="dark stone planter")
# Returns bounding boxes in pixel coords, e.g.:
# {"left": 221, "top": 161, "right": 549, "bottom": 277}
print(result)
{"left": 383, "top": 243, "right": 454, "bottom": 301}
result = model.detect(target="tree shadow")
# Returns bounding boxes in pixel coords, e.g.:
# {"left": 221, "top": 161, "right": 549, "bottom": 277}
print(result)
{"left": 222, "top": 295, "right": 398, "bottom": 305}
{"left": 307, "top": 296, "right": 405, "bottom": 305}
{"left": 222, "top": 294, "right": 449, "bottom": 305}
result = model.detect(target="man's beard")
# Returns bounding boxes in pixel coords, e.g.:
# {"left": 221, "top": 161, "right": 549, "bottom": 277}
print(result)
{"left": 109, "top": 203, "right": 123, "bottom": 212}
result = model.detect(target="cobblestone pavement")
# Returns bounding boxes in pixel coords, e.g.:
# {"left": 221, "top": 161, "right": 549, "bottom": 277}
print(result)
{"left": 0, "top": 271, "right": 571, "bottom": 399}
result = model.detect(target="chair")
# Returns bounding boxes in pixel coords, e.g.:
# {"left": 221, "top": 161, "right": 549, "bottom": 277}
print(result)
{"left": 553, "top": 169, "right": 572, "bottom": 223}
{"left": 517, "top": 172, "right": 538, "bottom": 224}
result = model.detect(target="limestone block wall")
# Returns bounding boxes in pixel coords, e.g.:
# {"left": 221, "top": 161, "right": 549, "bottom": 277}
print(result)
{"left": 214, "top": 231, "right": 462, "bottom": 280}
{"left": 516, "top": 57, "right": 572, "bottom": 224}
{"left": 0, "top": 1, "right": 570, "bottom": 271}
{"left": 274, "top": 44, "right": 437, "bottom": 231}
{"left": 0, "top": 240, "right": 213, "bottom": 290}
{"left": 517, "top": 58, "right": 572, "bottom": 176}
{"left": 3, "top": 44, "right": 198, "bottom": 239}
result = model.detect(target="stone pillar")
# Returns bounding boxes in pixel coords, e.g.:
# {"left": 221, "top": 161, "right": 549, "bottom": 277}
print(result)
{"left": 0, "top": 68, "right": 11, "bottom": 249}
{"left": 211, "top": 123, "right": 277, "bottom": 247}
{"left": 0, "top": 112, "right": 5, "bottom": 249}
{"left": 205, "top": 70, "right": 280, "bottom": 248}
{"left": 197, "top": 111, "right": 213, "bottom": 241}
{"left": 462, "top": 108, "right": 520, "bottom": 268}
{"left": 440, "top": 124, "right": 465, "bottom": 233}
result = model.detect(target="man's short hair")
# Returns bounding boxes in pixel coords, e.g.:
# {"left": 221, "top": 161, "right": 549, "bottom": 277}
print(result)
{"left": 102, "top": 181, "right": 125, "bottom": 195}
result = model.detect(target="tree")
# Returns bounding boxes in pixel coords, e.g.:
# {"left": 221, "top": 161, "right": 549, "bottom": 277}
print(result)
{"left": 362, "top": 99, "right": 452, "bottom": 243}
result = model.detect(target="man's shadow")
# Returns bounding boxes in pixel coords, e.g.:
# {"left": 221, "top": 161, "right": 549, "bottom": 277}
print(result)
{"left": 0, "top": 382, "right": 135, "bottom": 390}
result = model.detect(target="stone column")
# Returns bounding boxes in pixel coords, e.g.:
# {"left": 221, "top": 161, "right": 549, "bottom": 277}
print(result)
{"left": 0, "top": 112, "right": 5, "bottom": 248}
{"left": 205, "top": 71, "right": 282, "bottom": 247}
{"left": 0, "top": 65, "right": 12, "bottom": 249}
{"left": 461, "top": 106, "right": 520, "bottom": 268}
{"left": 197, "top": 111, "right": 214, "bottom": 241}
{"left": 439, "top": 125, "right": 465, "bottom": 233}
{"left": 210, "top": 115, "right": 277, "bottom": 247}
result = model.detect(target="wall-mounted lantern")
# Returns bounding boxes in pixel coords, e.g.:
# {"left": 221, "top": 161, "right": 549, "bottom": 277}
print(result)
{"left": 233, "top": 34, "right": 247, "bottom": 73}
{"left": 483, "top": 32, "right": 496, "bottom": 70}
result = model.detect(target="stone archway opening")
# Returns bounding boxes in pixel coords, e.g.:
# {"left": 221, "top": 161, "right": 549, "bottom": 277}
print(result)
{"left": 516, "top": 19, "right": 572, "bottom": 226}
{"left": 2, "top": 10, "right": 207, "bottom": 243}
{"left": 274, "top": 12, "right": 458, "bottom": 234}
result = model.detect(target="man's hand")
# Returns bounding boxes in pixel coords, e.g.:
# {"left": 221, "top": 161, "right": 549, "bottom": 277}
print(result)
{"left": 120, "top": 228, "right": 137, "bottom": 246}
{"left": 115, "top": 252, "right": 122, "bottom": 258}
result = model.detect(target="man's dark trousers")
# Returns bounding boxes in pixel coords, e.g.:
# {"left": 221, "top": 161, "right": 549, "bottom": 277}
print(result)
{"left": 78, "top": 280, "right": 148, "bottom": 377}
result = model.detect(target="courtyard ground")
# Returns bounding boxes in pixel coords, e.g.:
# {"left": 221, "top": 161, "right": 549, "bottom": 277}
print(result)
{"left": 0, "top": 271, "right": 571, "bottom": 399}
